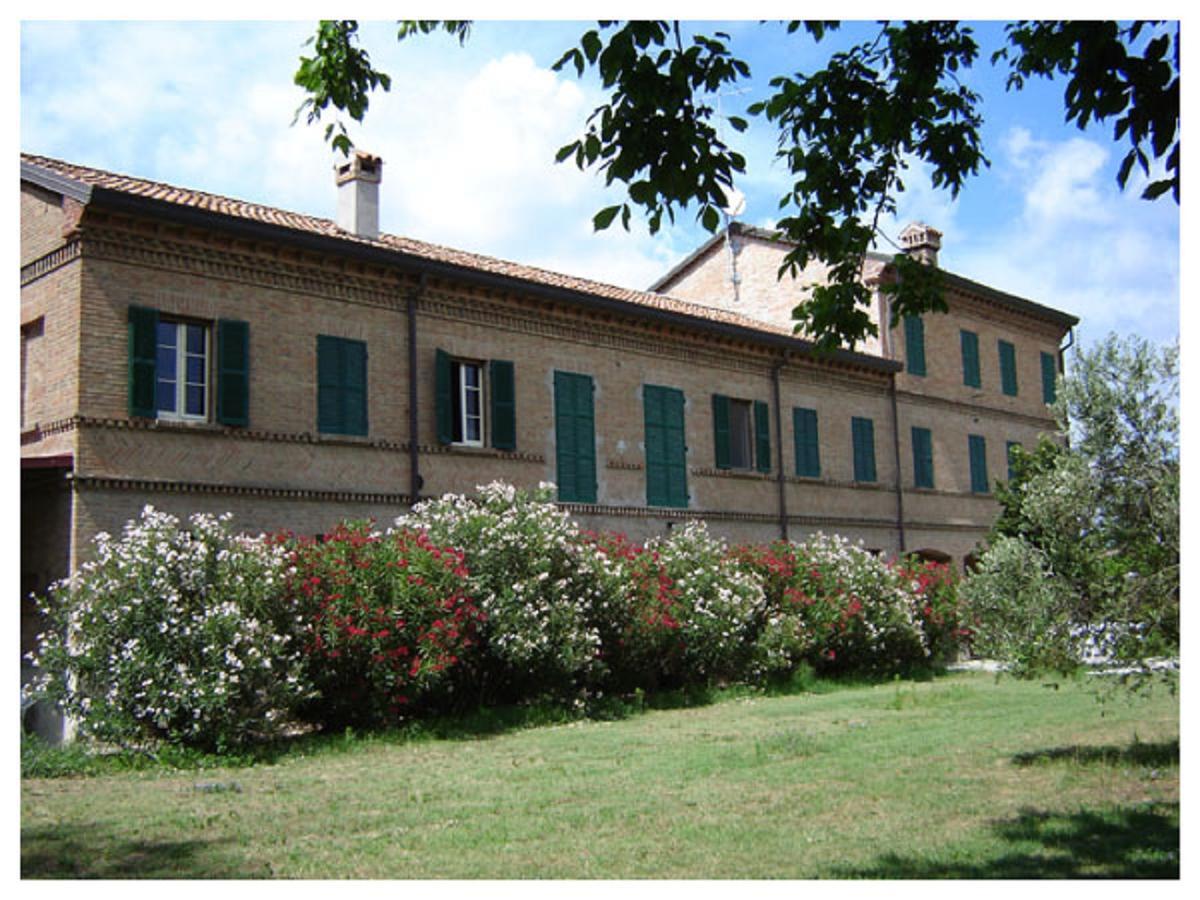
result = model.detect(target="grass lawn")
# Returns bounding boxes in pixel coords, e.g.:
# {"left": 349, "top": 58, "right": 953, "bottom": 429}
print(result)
{"left": 21, "top": 671, "right": 1179, "bottom": 879}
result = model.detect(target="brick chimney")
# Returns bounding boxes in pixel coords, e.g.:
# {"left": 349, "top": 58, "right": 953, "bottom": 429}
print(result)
{"left": 899, "top": 222, "right": 942, "bottom": 267}
{"left": 335, "top": 152, "right": 383, "bottom": 239}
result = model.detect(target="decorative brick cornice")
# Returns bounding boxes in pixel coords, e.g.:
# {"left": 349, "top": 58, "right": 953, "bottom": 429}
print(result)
{"left": 83, "top": 227, "right": 410, "bottom": 312}
{"left": 70, "top": 473, "right": 415, "bottom": 506}
{"left": 67, "top": 415, "right": 546, "bottom": 463}
{"left": 20, "top": 417, "right": 79, "bottom": 445}
{"left": 21, "top": 241, "right": 82, "bottom": 286}
{"left": 418, "top": 443, "right": 545, "bottom": 464}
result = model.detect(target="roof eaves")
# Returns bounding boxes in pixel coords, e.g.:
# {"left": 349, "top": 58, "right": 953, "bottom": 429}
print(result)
{"left": 21, "top": 159, "right": 94, "bottom": 204}
{"left": 22, "top": 156, "right": 900, "bottom": 375}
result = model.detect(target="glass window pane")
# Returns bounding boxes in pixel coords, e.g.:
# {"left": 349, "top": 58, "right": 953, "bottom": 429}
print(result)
{"left": 463, "top": 364, "right": 480, "bottom": 388}
{"left": 186, "top": 384, "right": 205, "bottom": 416}
{"left": 465, "top": 389, "right": 480, "bottom": 417}
{"left": 186, "top": 324, "right": 205, "bottom": 354}
{"left": 157, "top": 346, "right": 177, "bottom": 378}
{"left": 186, "top": 355, "right": 205, "bottom": 384}
{"left": 465, "top": 416, "right": 481, "bottom": 443}
{"left": 157, "top": 380, "right": 176, "bottom": 412}
{"left": 157, "top": 321, "right": 177, "bottom": 348}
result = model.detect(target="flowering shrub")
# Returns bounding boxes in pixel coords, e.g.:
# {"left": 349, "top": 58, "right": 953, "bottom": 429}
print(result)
{"left": 26, "top": 507, "right": 310, "bottom": 752}
{"left": 579, "top": 531, "right": 684, "bottom": 691}
{"left": 736, "top": 534, "right": 928, "bottom": 677}
{"left": 280, "top": 522, "right": 482, "bottom": 727}
{"left": 647, "top": 521, "right": 766, "bottom": 683}
{"left": 397, "top": 483, "right": 614, "bottom": 703}
{"left": 893, "top": 558, "right": 966, "bottom": 664}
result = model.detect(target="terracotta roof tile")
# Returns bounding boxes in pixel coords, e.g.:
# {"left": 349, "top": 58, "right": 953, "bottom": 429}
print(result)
{"left": 21, "top": 152, "right": 800, "bottom": 339}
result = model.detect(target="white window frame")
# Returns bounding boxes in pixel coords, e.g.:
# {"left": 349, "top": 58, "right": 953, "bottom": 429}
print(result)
{"left": 156, "top": 319, "right": 210, "bottom": 422}
{"left": 453, "top": 359, "right": 485, "bottom": 447}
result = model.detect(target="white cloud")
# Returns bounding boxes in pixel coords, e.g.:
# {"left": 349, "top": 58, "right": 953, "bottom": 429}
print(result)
{"left": 949, "top": 128, "right": 1179, "bottom": 349}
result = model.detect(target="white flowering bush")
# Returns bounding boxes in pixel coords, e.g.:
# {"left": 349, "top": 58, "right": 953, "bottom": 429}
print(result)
{"left": 397, "top": 482, "right": 619, "bottom": 703}
{"left": 737, "top": 533, "right": 929, "bottom": 676}
{"left": 647, "top": 521, "right": 766, "bottom": 683}
{"left": 27, "top": 507, "right": 311, "bottom": 752}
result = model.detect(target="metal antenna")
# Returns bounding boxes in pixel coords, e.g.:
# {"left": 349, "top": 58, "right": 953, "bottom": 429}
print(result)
{"left": 715, "top": 87, "right": 750, "bottom": 304}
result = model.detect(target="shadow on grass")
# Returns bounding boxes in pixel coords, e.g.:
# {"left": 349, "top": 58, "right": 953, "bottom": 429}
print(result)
{"left": 1012, "top": 738, "right": 1178, "bottom": 769}
{"left": 21, "top": 822, "right": 254, "bottom": 879}
{"left": 836, "top": 802, "right": 1179, "bottom": 878}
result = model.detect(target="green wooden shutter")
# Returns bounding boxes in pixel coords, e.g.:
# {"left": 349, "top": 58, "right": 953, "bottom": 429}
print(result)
{"left": 317, "top": 336, "right": 367, "bottom": 435}
{"left": 343, "top": 339, "right": 368, "bottom": 436}
{"left": 999, "top": 340, "right": 1018, "bottom": 396}
{"left": 490, "top": 359, "right": 516, "bottom": 450}
{"left": 852, "top": 417, "right": 876, "bottom": 483}
{"left": 711, "top": 394, "right": 731, "bottom": 470}
{"left": 793, "top": 407, "right": 820, "bottom": 477}
{"left": 1040, "top": 352, "right": 1057, "bottom": 404}
{"left": 554, "top": 371, "right": 596, "bottom": 503}
{"left": 128, "top": 305, "right": 158, "bottom": 418}
{"left": 434, "top": 348, "right": 453, "bottom": 445}
{"left": 216, "top": 319, "right": 249, "bottom": 427}
{"left": 904, "top": 315, "right": 926, "bottom": 376}
{"left": 317, "top": 335, "right": 340, "bottom": 433}
{"left": 645, "top": 385, "right": 687, "bottom": 508}
{"left": 961, "top": 330, "right": 980, "bottom": 388}
{"left": 969, "top": 434, "right": 989, "bottom": 493}
{"left": 754, "top": 400, "right": 771, "bottom": 473}
{"left": 912, "top": 426, "right": 934, "bottom": 489}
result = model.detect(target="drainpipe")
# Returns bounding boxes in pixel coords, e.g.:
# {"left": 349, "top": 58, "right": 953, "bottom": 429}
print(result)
{"left": 407, "top": 274, "right": 427, "bottom": 504}
{"left": 889, "top": 375, "right": 907, "bottom": 556}
{"left": 772, "top": 354, "right": 789, "bottom": 541}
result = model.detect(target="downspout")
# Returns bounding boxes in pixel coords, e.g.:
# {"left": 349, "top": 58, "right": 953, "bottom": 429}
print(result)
{"left": 407, "top": 273, "right": 427, "bottom": 504}
{"left": 889, "top": 375, "right": 907, "bottom": 556}
{"left": 772, "top": 354, "right": 789, "bottom": 541}
{"left": 1058, "top": 326, "right": 1075, "bottom": 374}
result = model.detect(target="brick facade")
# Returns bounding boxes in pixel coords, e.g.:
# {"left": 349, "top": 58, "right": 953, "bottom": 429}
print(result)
{"left": 20, "top": 155, "right": 1078, "bottom": 598}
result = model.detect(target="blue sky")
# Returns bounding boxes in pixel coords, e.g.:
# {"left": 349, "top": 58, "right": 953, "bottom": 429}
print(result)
{"left": 19, "top": 16, "right": 1182, "bottom": 354}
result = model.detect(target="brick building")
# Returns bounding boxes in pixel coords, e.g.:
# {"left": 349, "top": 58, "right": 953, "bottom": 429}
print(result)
{"left": 20, "top": 151, "right": 1077, "bottom": 690}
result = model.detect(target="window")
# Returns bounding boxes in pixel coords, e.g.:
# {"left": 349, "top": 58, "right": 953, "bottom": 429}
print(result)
{"left": 912, "top": 426, "right": 934, "bottom": 489}
{"left": 1006, "top": 441, "right": 1022, "bottom": 481}
{"left": 1041, "top": 352, "right": 1057, "bottom": 404}
{"left": 20, "top": 317, "right": 44, "bottom": 430}
{"left": 851, "top": 417, "right": 877, "bottom": 483}
{"left": 968, "top": 434, "right": 989, "bottom": 493}
{"left": 554, "top": 370, "right": 597, "bottom": 503}
{"left": 903, "top": 315, "right": 926, "bottom": 376}
{"left": 712, "top": 394, "right": 770, "bottom": 472}
{"left": 156, "top": 320, "right": 209, "bottom": 420}
{"left": 998, "top": 339, "right": 1018, "bottom": 396}
{"left": 644, "top": 384, "right": 688, "bottom": 508}
{"left": 127, "top": 305, "right": 249, "bottom": 426}
{"left": 317, "top": 335, "right": 368, "bottom": 436}
{"left": 793, "top": 407, "right": 820, "bottom": 478}
{"left": 435, "top": 350, "right": 515, "bottom": 449}
{"left": 961, "top": 330, "right": 981, "bottom": 388}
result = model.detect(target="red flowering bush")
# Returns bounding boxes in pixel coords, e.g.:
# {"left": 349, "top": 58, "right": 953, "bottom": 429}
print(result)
{"left": 280, "top": 521, "right": 482, "bottom": 727}
{"left": 893, "top": 558, "right": 967, "bottom": 664}
{"left": 580, "top": 531, "right": 685, "bottom": 691}
{"left": 735, "top": 535, "right": 928, "bottom": 677}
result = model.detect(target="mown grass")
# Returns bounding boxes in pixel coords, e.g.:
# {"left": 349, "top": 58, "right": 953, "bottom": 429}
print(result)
{"left": 21, "top": 671, "right": 1178, "bottom": 879}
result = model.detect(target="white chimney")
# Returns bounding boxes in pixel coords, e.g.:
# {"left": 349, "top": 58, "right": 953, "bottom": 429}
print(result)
{"left": 335, "top": 152, "right": 383, "bottom": 239}
{"left": 899, "top": 222, "right": 942, "bottom": 267}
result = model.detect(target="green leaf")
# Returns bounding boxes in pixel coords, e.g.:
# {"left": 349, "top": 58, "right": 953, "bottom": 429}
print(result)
{"left": 592, "top": 205, "right": 622, "bottom": 231}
